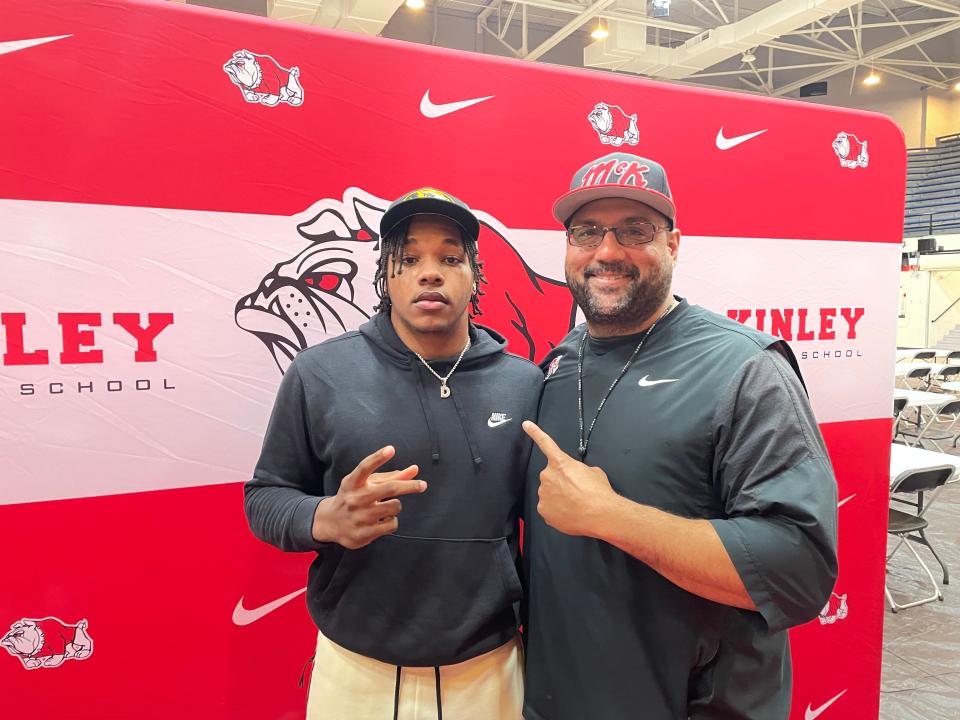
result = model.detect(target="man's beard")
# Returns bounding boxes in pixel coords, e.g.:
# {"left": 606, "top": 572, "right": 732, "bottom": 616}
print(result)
{"left": 566, "top": 259, "right": 673, "bottom": 331}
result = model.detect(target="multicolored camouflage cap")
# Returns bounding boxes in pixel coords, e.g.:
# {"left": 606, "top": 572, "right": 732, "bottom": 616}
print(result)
{"left": 380, "top": 187, "right": 481, "bottom": 244}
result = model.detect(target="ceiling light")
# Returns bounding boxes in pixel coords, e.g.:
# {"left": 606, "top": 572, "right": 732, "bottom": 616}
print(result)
{"left": 590, "top": 22, "right": 609, "bottom": 41}
{"left": 741, "top": 49, "right": 756, "bottom": 64}
{"left": 863, "top": 72, "right": 881, "bottom": 86}
{"left": 650, "top": 0, "right": 670, "bottom": 18}
{"left": 955, "top": 81, "right": 960, "bottom": 92}
{"left": 405, "top": 0, "right": 425, "bottom": 9}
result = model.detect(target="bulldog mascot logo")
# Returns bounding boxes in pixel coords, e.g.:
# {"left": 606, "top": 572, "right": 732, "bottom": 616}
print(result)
{"left": 223, "top": 50, "right": 304, "bottom": 107}
{"left": 588, "top": 102, "right": 639, "bottom": 147}
{"left": 833, "top": 132, "right": 869, "bottom": 169}
{"left": 236, "top": 188, "right": 575, "bottom": 374}
{"left": 2, "top": 617, "right": 93, "bottom": 669}
{"left": 818, "top": 592, "right": 849, "bottom": 625}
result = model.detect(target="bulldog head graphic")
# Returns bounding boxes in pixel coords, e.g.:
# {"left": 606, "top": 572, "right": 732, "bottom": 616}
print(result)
{"left": 235, "top": 189, "right": 383, "bottom": 373}
{"left": 236, "top": 188, "right": 575, "bottom": 373}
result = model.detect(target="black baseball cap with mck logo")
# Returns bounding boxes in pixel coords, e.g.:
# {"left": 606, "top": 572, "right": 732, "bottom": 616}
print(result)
{"left": 553, "top": 152, "right": 676, "bottom": 226}
{"left": 380, "top": 187, "right": 481, "bottom": 244}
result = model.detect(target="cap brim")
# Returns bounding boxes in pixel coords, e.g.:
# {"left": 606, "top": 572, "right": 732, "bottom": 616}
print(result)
{"left": 552, "top": 186, "right": 676, "bottom": 226}
{"left": 380, "top": 198, "right": 480, "bottom": 244}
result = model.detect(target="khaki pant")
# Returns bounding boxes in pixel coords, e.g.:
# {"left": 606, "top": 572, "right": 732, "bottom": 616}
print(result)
{"left": 306, "top": 630, "right": 524, "bottom": 720}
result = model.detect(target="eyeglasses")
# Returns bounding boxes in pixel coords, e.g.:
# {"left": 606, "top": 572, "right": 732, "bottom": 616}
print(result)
{"left": 566, "top": 222, "right": 669, "bottom": 248}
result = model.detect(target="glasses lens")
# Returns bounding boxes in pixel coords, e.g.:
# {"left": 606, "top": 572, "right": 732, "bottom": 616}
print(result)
{"left": 568, "top": 225, "right": 602, "bottom": 246}
{"left": 618, "top": 222, "right": 656, "bottom": 245}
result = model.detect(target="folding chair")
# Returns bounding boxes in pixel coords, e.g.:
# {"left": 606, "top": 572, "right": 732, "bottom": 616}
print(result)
{"left": 931, "top": 365, "right": 960, "bottom": 388}
{"left": 898, "top": 366, "right": 930, "bottom": 390}
{"left": 893, "top": 397, "right": 908, "bottom": 443}
{"left": 897, "top": 399, "right": 960, "bottom": 451}
{"left": 885, "top": 466, "right": 953, "bottom": 613}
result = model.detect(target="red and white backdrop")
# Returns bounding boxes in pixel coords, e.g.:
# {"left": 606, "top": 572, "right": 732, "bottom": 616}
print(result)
{"left": 0, "top": 1, "right": 903, "bottom": 717}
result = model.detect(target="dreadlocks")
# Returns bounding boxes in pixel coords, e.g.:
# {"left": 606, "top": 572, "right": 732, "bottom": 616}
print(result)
{"left": 373, "top": 217, "right": 487, "bottom": 316}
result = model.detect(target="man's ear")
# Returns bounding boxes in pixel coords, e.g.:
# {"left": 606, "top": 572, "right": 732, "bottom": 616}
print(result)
{"left": 668, "top": 228, "right": 681, "bottom": 263}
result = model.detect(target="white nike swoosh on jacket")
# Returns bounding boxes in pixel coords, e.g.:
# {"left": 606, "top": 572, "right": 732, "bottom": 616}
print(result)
{"left": 638, "top": 375, "right": 679, "bottom": 387}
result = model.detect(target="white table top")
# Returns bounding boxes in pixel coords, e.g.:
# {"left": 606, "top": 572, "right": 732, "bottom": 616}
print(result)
{"left": 890, "top": 443, "right": 960, "bottom": 486}
{"left": 894, "top": 389, "right": 957, "bottom": 408}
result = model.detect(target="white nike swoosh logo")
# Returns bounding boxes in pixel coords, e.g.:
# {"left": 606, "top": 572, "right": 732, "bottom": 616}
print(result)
{"left": 716, "top": 127, "right": 767, "bottom": 150}
{"left": 420, "top": 90, "right": 494, "bottom": 118}
{"left": 0, "top": 35, "right": 72, "bottom": 57}
{"left": 638, "top": 375, "right": 678, "bottom": 387}
{"left": 838, "top": 494, "right": 856, "bottom": 508}
{"left": 232, "top": 587, "right": 306, "bottom": 626}
{"left": 488, "top": 417, "right": 512, "bottom": 428}
{"left": 805, "top": 689, "right": 846, "bottom": 720}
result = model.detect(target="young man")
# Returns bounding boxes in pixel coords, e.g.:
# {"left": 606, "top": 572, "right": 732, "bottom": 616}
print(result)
{"left": 245, "top": 188, "right": 541, "bottom": 719}
{"left": 522, "top": 154, "right": 838, "bottom": 719}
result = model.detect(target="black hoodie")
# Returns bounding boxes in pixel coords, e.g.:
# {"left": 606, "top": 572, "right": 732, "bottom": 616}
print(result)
{"left": 245, "top": 312, "right": 543, "bottom": 667}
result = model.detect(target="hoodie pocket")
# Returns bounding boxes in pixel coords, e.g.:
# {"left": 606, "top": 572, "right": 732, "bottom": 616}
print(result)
{"left": 317, "top": 534, "right": 522, "bottom": 667}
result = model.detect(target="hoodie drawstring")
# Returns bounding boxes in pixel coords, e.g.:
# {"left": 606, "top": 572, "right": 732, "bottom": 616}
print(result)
{"left": 412, "top": 359, "right": 483, "bottom": 466}
{"left": 393, "top": 666, "right": 402, "bottom": 720}
{"left": 450, "top": 390, "right": 483, "bottom": 466}
{"left": 412, "top": 370, "right": 442, "bottom": 463}
{"left": 391, "top": 665, "right": 443, "bottom": 720}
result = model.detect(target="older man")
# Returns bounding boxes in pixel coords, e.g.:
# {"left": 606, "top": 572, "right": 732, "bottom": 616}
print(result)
{"left": 522, "top": 153, "right": 838, "bottom": 720}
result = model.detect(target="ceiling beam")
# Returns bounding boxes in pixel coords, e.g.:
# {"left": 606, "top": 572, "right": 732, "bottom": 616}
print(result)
{"left": 524, "top": 0, "right": 616, "bottom": 61}
{"left": 874, "top": 62, "right": 951, "bottom": 86}
{"left": 689, "top": 60, "right": 846, "bottom": 78}
{"left": 499, "top": 0, "right": 703, "bottom": 34}
{"left": 787, "top": 17, "right": 956, "bottom": 34}
{"left": 902, "top": 0, "right": 960, "bottom": 14}
{"left": 876, "top": 0, "right": 949, "bottom": 81}
{"left": 883, "top": 59, "right": 960, "bottom": 69}
{"left": 767, "top": 40, "right": 852, "bottom": 61}
{"left": 772, "top": 17, "right": 960, "bottom": 95}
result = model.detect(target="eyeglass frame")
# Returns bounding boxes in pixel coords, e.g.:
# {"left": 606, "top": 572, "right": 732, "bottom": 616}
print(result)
{"left": 565, "top": 221, "right": 672, "bottom": 248}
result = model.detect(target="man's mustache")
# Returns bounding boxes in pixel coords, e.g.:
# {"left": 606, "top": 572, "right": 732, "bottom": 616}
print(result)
{"left": 583, "top": 261, "right": 640, "bottom": 280}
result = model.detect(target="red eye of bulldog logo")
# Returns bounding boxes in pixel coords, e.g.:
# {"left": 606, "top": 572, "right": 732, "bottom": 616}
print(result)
{"left": 305, "top": 274, "right": 342, "bottom": 291}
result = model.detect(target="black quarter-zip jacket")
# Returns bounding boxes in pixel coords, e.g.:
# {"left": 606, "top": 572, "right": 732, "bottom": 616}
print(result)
{"left": 245, "top": 311, "right": 543, "bottom": 667}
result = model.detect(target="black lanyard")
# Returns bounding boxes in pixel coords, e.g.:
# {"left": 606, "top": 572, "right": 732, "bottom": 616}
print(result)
{"left": 576, "top": 302, "right": 676, "bottom": 459}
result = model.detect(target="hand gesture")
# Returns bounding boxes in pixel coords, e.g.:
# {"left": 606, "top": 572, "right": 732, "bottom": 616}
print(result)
{"left": 523, "top": 421, "right": 616, "bottom": 537}
{"left": 313, "top": 445, "right": 427, "bottom": 549}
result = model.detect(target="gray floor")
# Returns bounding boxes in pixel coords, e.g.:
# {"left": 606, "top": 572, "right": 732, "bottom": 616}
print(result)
{"left": 880, "top": 439, "right": 960, "bottom": 719}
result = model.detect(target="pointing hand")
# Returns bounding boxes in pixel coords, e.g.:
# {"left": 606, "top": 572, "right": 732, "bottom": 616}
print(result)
{"left": 523, "top": 421, "right": 616, "bottom": 537}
